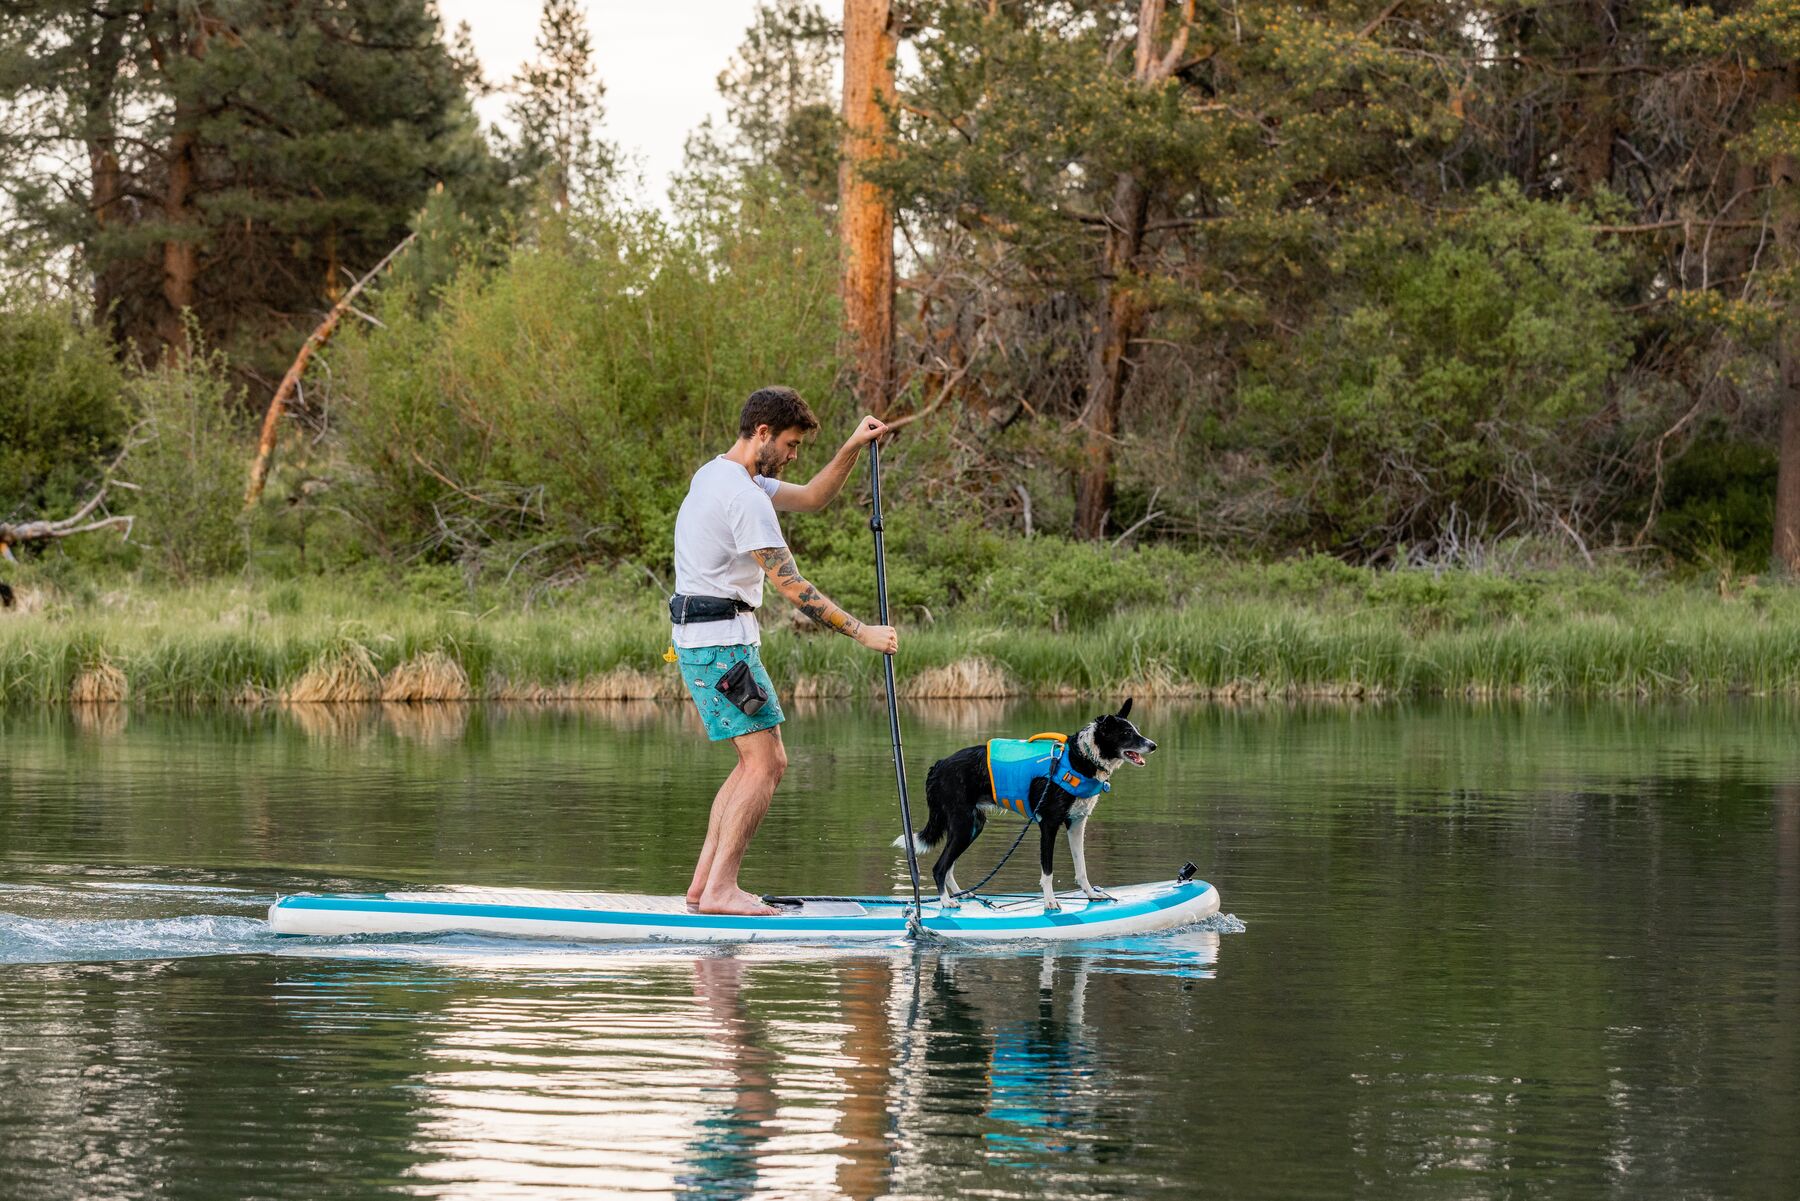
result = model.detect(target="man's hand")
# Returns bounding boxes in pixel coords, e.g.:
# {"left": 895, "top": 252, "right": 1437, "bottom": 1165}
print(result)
{"left": 846, "top": 415, "right": 889, "bottom": 449}
{"left": 855, "top": 623, "right": 899, "bottom": 655}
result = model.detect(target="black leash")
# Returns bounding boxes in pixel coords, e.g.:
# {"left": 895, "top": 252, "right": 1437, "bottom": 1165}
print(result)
{"left": 870, "top": 438, "right": 924, "bottom": 930}
{"left": 951, "top": 817, "right": 1034, "bottom": 901}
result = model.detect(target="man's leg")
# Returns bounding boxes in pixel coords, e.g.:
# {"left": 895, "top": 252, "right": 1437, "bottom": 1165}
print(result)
{"left": 687, "top": 759, "right": 746, "bottom": 906}
{"left": 693, "top": 726, "right": 787, "bottom": 915}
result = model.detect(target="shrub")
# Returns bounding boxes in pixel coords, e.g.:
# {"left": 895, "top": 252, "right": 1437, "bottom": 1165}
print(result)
{"left": 0, "top": 304, "right": 126, "bottom": 518}
{"left": 335, "top": 179, "right": 844, "bottom": 573}
{"left": 1231, "top": 184, "right": 1635, "bottom": 554}
{"left": 124, "top": 346, "right": 249, "bottom": 580}
{"left": 1655, "top": 437, "right": 1776, "bottom": 572}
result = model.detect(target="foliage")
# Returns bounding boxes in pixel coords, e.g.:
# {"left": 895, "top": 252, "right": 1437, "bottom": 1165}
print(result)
{"left": 1655, "top": 437, "right": 1779, "bottom": 572}
{"left": 0, "top": 0, "right": 509, "bottom": 363}
{"left": 675, "top": 1, "right": 840, "bottom": 212}
{"left": 0, "top": 303, "right": 125, "bottom": 518}
{"left": 504, "top": 0, "right": 615, "bottom": 211}
{"left": 334, "top": 180, "right": 844, "bottom": 572}
{"left": 1227, "top": 187, "right": 1636, "bottom": 553}
{"left": 122, "top": 342, "right": 249, "bottom": 581}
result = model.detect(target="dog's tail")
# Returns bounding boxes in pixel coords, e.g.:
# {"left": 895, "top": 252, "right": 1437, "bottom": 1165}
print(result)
{"left": 890, "top": 830, "right": 934, "bottom": 855}
{"left": 891, "top": 763, "right": 950, "bottom": 853}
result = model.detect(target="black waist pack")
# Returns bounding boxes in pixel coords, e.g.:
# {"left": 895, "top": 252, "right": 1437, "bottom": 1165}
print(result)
{"left": 669, "top": 594, "right": 754, "bottom": 624}
{"left": 715, "top": 658, "right": 768, "bottom": 716}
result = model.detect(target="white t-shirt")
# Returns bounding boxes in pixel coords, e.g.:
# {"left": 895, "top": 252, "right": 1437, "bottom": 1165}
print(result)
{"left": 671, "top": 456, "right": 789, "bottom": 648}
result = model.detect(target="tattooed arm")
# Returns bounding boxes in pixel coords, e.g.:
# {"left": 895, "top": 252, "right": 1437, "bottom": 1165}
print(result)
{"left": 751, "top": 547, "right": 898, "bottom": 653}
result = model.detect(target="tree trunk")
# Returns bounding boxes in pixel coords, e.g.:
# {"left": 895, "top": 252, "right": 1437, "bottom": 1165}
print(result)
{"left": 839, "top": 0, "right": 897, "bottom": 417}
{"left": 155, "top": 19, "right": 208, "bottom": 363}
{"left": 1567, "top": 1, "right": 1621, "bottom": 195}
{"left": 1074, "top": 175, "right": 1150, "bottom": 540}
{"left": 1071, "top": 1, "right": 1190, "bottom": 540}
{"left": 157, "top": 121, "right": 198, "bottom": 361}
{"left": 82, "top": 15, "right": 129, "bottom": 343}
{"left": 1770, "top": 67, "right": 1800, "bottom": 573}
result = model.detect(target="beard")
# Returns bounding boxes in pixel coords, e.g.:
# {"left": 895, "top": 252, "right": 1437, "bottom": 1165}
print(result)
{"left": 755, "top": 446, "right": 788, "bottom": 478}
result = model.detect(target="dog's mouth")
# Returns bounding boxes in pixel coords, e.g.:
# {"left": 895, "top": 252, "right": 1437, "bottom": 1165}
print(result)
{"left": 1123, "top": 749, "right": 1148, "bottom": 766}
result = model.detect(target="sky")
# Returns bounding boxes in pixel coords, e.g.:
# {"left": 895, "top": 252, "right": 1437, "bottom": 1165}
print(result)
{"left": 437, "top": 1, "right": 843, "bottom": 204}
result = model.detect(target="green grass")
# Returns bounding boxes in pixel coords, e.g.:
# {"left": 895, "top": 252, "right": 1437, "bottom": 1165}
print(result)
{"left": 5, "top": 564, "right": 1800, "bottom": 704}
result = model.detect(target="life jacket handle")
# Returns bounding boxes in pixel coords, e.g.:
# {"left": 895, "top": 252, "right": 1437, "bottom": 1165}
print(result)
{"left": 1025, "top": 732, "right": 1067, "bottom": 744}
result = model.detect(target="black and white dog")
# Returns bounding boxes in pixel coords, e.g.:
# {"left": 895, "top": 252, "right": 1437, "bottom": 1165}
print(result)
{"left": 896, "top": 699, "right": 1156, "bottom": 911}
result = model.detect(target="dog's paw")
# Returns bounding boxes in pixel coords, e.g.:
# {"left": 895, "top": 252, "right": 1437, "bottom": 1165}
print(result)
{"left": 938, "top": 895, "right": 962, "bottom": 910}
{"left": 1083, "top": 888, "right": 1118, "bottom": 903}
{"left": 1042, "top": 899, "right": 1062, "bottom": 913}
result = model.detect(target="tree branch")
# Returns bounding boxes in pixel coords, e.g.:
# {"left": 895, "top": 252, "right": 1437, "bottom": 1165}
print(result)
{"left": 243, "top": 228, "right": 417, "bottom": 507}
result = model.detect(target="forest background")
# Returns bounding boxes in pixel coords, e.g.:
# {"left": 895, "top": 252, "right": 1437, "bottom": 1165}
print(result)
{"left": 4, "top": 0, "right": 1800, "bottom": 703}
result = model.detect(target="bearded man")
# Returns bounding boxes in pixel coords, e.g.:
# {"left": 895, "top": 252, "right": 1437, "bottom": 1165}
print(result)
{"left": 669, "top": 386, "right": 898, "bottom": 915}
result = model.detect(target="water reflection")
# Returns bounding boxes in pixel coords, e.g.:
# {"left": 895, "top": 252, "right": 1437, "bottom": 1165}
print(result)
{"left": 250, "top": 934, "right": 1224, "bottom": 1200}
{"left": 8, "top": 696, "right": 1800, "bottom": 1200}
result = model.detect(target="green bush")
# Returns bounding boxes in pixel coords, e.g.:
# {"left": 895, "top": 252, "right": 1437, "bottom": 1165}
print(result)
{"left": 0, "top": 304, "right": 126, "bottom": 517}
{"left": 1363, "top": 568, "right": 1541, "bottom": 631}
{"left": 124, "top": 346, "right": 249, "bottom": 580}
{"left": 335, "top": 178, "right": 845, "bottom": 573}
{"left": 1233, "top": 184, "right": 1634, "bottom": 551}
{"left": 1655, "top": 437, "right": 1776, "bottom": 572}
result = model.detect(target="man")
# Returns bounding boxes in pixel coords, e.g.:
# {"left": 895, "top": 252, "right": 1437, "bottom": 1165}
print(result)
{"left": 671, "top": 386, "right": 899, "bottom": 915}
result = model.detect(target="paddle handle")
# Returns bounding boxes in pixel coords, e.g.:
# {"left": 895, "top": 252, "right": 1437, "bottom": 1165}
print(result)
{"left": 870, "top": 439, "right": 924, "bottom": 915}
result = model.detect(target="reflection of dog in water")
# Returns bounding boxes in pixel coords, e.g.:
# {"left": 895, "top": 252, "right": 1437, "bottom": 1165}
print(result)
{"left": 899, "top": 699, "right": 1157, "bottom": 909}
{"left": 922, "top": 951, "right": 1108, "bottom": 1166}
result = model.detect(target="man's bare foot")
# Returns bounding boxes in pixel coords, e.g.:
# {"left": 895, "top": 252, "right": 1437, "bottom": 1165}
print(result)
{"left": 694, "top": 887, "right": 780, "bottom": 916}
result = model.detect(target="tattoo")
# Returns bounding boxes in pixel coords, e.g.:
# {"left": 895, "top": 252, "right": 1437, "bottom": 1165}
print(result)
{"left": 752, "top": 546, "right": 805, "bottom": 586}
{"left": 753, "top": 547, "right": 861, "bottom": 635}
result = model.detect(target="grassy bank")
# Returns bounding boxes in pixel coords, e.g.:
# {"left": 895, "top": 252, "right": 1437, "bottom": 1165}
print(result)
{"left": 4, "top": 561, "right": 1800, "bottom": 704}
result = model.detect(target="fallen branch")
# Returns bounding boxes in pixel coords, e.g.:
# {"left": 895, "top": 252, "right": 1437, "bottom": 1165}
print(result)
{"left": 243, "top": 229, "right": 418, "bottom": 507}
{"left": 0, "top": 484, "right": 134, "bottom": 561}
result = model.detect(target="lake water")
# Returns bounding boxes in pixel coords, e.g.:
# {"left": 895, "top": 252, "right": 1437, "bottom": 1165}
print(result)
{"left": 1, "top": 699, "right": 1796, "bottom": 1199}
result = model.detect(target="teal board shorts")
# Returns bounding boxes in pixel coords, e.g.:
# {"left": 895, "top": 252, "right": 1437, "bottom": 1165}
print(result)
{"left": 676, "top": 644, "right": 786, "bottom": 741}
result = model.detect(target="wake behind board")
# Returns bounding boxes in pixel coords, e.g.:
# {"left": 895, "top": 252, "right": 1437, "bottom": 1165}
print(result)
{"left": 267, "top": 877, "right": 1219, "bottom": 944}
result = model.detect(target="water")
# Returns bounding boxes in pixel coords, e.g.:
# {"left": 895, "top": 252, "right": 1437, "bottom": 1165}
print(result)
{"left": 2, "top": 700, "right": 1796, "bottom": 1199}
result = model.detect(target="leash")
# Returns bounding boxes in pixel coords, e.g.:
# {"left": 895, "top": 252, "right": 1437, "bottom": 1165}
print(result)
{"left": 870, "top": 438, "right": 924, "bottom": 934}
{"left": 951, "top": 815, "right": 1035, "bottom": 903}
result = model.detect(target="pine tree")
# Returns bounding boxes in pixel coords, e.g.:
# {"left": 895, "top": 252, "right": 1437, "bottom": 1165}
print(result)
{"left": 0, "top": 1, "right": 506, "bottom": 362}
{"left": 675, "top": 2, "right": 840, "bottom": 211}
{"left": 883, "top": 1, "right": 1454, "bottom": 538}
{"left": 507, "top": 0, "right": 613, "bottom": 211}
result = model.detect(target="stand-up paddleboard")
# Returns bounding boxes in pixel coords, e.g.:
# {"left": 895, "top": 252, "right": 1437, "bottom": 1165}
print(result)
{"left": 267, "top": 876, "right": 1219, "bottom": 944}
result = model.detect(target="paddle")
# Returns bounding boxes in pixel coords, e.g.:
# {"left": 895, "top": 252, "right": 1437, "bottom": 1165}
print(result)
{"left": 869, "top": 437, "right": 925, "bottom": 923}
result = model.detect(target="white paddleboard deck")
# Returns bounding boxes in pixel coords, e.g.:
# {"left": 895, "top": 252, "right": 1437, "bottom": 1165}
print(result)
{"left": 268, "top": 878, "right": 1220, "bottom": 943}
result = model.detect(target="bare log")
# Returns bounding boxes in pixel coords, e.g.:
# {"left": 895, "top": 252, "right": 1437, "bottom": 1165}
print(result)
{"left": 0, "top": 485, "right": 134, "bottom": 561}
{"left": 243, "top": 229, "right": 418, "bottom": 508}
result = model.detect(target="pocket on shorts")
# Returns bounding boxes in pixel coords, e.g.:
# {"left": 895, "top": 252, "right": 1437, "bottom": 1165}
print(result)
{"left": 676, "top": 646, "right": 722, "bottom": 680}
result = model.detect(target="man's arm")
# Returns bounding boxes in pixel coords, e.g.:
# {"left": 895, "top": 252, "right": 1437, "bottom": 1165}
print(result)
{"left": 771, "top": 416, "right": 888, "bottom": 513}
{"left": 751, "top": 546, "right": 861, "bottom": 634}
{"left": 751, "top": 547, "right": 899, "bottom": 653}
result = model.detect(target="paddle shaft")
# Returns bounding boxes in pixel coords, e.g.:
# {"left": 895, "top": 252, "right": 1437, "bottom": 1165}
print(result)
{"left": 869, "top": 439, "right": 924, "bottom": 912}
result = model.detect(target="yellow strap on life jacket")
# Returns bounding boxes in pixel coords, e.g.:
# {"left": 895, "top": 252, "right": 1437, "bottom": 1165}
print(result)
{"left": 1026, "top": 732, "right": 1067, "bottom": 743}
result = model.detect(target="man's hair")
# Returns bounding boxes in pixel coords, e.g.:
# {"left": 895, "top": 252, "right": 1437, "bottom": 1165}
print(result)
{"left": 738, "top": 386, "right": 819, "bottom": 439}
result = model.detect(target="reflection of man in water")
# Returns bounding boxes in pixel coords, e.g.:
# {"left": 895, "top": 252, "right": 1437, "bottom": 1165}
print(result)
{"left": 677, "top": 956, "right": 778, "bottom": 1196}
{"left": 833, "top": 960, "right": 897, "bottom": 1200}
{"left": 678, "top": 955, "right": 899, "bottom": 1201}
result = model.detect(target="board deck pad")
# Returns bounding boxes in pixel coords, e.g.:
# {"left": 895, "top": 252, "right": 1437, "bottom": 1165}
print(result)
{"left": 268, "top": 878, "right": 1220, "bottom": 944}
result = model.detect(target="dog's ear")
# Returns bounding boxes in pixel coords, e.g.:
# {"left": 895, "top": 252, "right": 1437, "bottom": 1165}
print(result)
{"left": 1117, "top": 697, "right": 1132, "bottom": 719}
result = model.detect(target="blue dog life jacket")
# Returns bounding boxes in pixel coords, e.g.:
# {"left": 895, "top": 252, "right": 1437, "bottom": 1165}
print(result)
{"left": 985, "top": 733, "right": 1110, "bottom": 820}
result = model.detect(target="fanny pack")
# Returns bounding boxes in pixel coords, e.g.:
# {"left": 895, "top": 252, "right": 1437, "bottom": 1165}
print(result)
{"left": 669, "top": 593, "right": 756, "bottom": 624}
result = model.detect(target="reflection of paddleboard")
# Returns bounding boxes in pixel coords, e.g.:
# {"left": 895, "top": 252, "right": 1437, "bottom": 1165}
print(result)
{"left": 267, "top": 878, "right": 1220, "bottom": 944}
